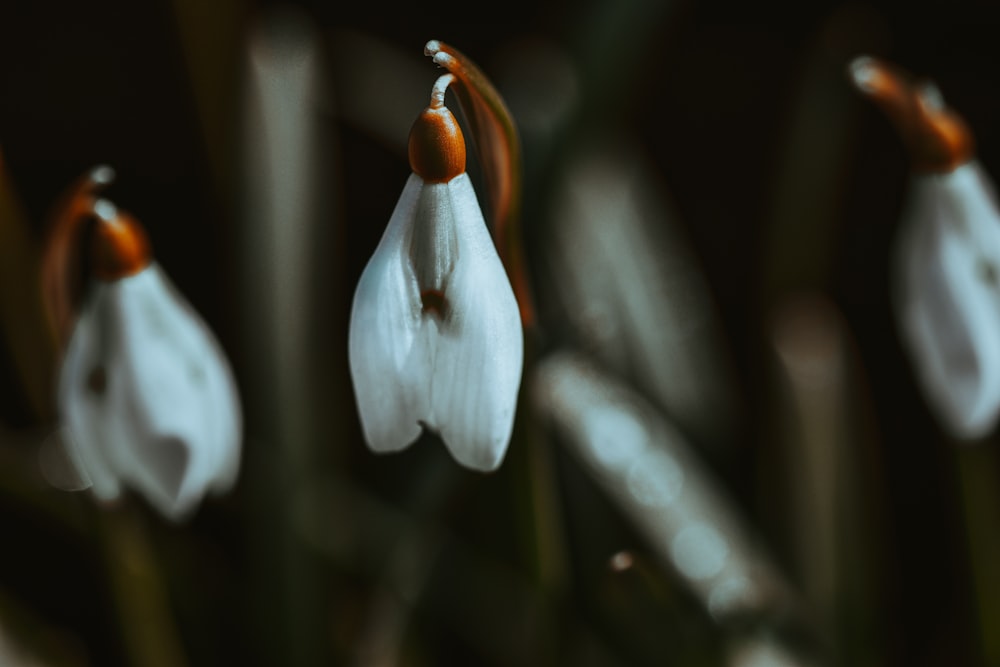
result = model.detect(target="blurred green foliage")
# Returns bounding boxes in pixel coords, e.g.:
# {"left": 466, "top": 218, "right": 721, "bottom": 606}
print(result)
{"left": 1, "top": 1, "right": 999, "bottom": 666}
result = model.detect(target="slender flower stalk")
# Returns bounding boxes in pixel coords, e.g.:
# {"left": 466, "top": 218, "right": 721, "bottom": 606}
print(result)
{"left": 41, "top": 165, "right": 117, "bottom": 346}
{"left": 44, "top": 169, "right": 242, "bottom": 520}
{"left": 238, "top": 14, "right": 331, "bottom": 665}
{"left": 424, "top": 39, "right": 535, "bottom": 327}
{"left": 850, "top": 56, "right": 1000, "bottom": 439}
{"left": 0, "top": 148, "right": 57, "bottom": 419}
{"left": 348, "top": 69, "right": 524, "bottom": 472}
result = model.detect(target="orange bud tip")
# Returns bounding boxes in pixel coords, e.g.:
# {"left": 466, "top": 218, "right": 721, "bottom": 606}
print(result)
{"left": 848, "top": 54, "right": 974, "bottom": 173}
{"left": 408, "top": 77, "right": 466, "bottom": 182}
{"left": 91, "top": 199, "right": 152, "bottom": 281}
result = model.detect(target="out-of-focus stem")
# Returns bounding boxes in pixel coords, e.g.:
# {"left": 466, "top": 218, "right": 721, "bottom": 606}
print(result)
{"left": 760, "top": 34, "right": 859, "bottom": 301}
{"left": 523, "top": 385, "right": 570, "bottom": 592}
{"left": 767, "top": 293, "right": 886, "bottom": 663}
{"left": 101, "top": 507, "right": 187, "bottom": 667}
{"left": 169, "top": 0, "right": 248, "bottom": 203}
{"left": 0, "top": 154, "right": 57, "bottom": 419}
{"left": 771, "top": 296, "right": 843, "bottom": 625}
{"left": 0, "top": 585, "right": 88, "bottom": 667}
{"left": 350, "top": 456, "right": 456, "bottom": 667}
{"left": 296, "top": 467, "right": 585, "bottom": 664}
{"left": 726, "top": 633, "right": 820, "bottom": 667}
{"left": 239, "top": 8, "right": 335, "bottom": 666}
{"left": 529, "top": 0, "right": 681, "bottom": 198}
{"left": 500, "top": 337, "right": 570, "bottom": 600}
{"left": 956, "top": 445, "right": 1000, "bottom": 665}
{"left": 0, "top": 426, "right": 87, "bottom": 536}
{"left": 39, "top": 166, "right": 116, "bottom": 349}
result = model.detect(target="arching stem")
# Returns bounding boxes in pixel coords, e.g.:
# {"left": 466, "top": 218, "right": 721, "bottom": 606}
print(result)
{"left": 425, "top": 39, "right": 536, "bottom": 327}
{"left": 430, "top": 72, "right": 455, "bottom": 109}
{"left": 40, "top": 165, "right": 115, "bottom": 348}
{"left": 848, "top": 56, "right": 973, "bottom": 173}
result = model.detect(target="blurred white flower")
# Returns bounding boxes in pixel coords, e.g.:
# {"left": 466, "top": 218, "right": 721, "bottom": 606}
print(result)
{"left": 894, "top": 161, "right": 1000, "bottom": 439}
{"left": 58, "top": 200, "right": 242, "bottom": 520}
{"left": 348, "top": 74, "right": 523, "bottom": 472}
{"left": 849, "top": 56, "right": 999, "bottom": 440}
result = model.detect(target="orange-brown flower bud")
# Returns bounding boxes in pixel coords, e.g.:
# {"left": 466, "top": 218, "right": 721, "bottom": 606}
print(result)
{"left": 408, "top": 74, "right": 466, "bottom": 182}
{"left": 849, "top": 56, "right": 974, "bottom": 173}
{"left": 90, "top": 200, "right": 152, "bottom": 281}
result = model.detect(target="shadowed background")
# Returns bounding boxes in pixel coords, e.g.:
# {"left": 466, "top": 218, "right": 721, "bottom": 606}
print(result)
{"left": 1, "top": 1, "right": 1000, "bottom": 665}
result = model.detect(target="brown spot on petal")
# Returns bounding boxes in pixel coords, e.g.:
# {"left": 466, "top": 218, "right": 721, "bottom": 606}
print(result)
{"left": 420, "top": 289, "right": 449, "bottom": 319}
{"left": 87, "top": 366, "right": 107, "bottom": 395}
{"left": 978, "top": 258, "right": 999, "bottom": 287}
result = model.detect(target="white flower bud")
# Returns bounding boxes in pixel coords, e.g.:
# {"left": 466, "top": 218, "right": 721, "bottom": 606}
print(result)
{"left": 59, "top": 264, "right": 242, "bottom": 520}
{"left": 894, "top": 161, "right": 1000, "bottom": 439}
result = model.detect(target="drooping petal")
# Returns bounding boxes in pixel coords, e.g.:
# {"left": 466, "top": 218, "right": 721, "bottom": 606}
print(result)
{"left": 349, "top": 174, "right": 433, "bottom": 453}
{"left": 199, "top": 316, "right": 243, "bottom": 496}
{"left": 112, "top": 266, "right": 242, "bottom": 516}
{"left": 166, "top": 268, "right": 242, "bottom": 497}
{"left": 59, "top": 298, "right": 123, "bottom": 501}
{"left": 58, "top": 264, "right": 242, "bottom": 520}
{"left": 423, "top": 175, "right": 524, "bottom": 471}
{"left": 895, "top": 162, "right": 1000, "bottom": 439}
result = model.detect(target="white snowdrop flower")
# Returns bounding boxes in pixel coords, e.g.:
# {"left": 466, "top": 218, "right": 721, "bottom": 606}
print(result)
{"left": 348, "top": 73, "right": 524, "bottom": 471}
{"left": 850, "top": 56, "right": 1000, "bottom": 440}
{"left": 895, "top": 162, "right": 1000, "bottom": 439}
{"left": 58, "top": 199, "right": 242, "bottom": 520}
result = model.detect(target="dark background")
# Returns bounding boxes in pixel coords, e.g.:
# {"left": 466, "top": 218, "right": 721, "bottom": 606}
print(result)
{"left": 1, "top": 1, "right": 1000, "bottom": 665}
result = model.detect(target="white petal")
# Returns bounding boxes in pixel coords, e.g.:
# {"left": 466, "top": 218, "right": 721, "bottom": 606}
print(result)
{"left": 157, "top": 269, "right": 243, "bottom": 497}
{"left": 349, "top": 174, "right": 432, "bottom": 453}
{"left": 424, "top": 175, "right": 524, "bottom": 471}
{"left": 112, "top": 266, "right": 242, "bottom": 518}
{"left": 59, "top": 290, "right": 123, "bottom": 502}
{"left": 896, "top": 162, "right": 1000, "bottom": 439}
{"left": 59, "top": 265, "right": 242, "bottom": 520}
{"left": 38, "top": 426, "right": 93, "bottom": 492}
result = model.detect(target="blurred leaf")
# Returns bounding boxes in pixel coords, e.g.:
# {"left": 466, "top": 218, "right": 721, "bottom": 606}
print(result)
{"left": 0, "top": 153, "right": 57, "bottom": 421}
{"left": 542, "top": 136, "right": 741, "bottom": 455}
